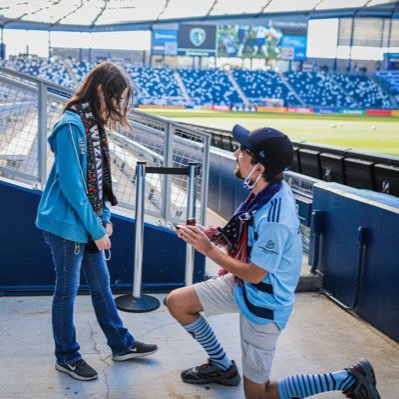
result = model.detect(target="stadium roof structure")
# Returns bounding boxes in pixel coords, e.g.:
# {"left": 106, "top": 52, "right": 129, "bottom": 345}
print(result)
{"left": 0, "top": 0, "right": 398, "bottom": 32}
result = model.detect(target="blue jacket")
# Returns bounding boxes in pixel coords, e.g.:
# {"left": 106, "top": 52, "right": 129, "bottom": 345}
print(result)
{"left": 36, "top": 110, "right": 111, "bottom": 243}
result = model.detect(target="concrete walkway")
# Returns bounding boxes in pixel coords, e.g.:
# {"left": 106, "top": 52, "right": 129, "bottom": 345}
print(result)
{"left": 1, "top": 292, "right": 398, "bottom": 399}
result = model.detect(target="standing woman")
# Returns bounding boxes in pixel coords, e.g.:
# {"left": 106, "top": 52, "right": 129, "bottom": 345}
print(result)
{"left": 36, "top": 62, "right": 157, "bottom": 381}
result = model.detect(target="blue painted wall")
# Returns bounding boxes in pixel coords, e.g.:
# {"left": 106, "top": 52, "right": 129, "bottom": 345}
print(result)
{"left": 0, "top": 179, "right": 205, "bottom": 295}
{"left": 313, "top": 183, "right": 399, "bottom": 343}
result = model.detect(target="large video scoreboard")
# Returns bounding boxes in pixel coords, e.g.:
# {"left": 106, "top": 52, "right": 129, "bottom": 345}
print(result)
{"left": 151, "top": 19, "right": 308, "bottom": 61}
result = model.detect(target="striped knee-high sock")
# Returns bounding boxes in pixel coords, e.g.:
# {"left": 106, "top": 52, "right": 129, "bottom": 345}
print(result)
{"left": 183, "top": 315, "right": 232, "bottom": 371}
{"left": 278, "top": 369, "right": 355, "bottom": 399}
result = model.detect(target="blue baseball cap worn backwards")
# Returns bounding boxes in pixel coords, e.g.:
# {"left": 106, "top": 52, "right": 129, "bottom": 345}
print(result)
{"left": 232, "top": 124, "right": 294, "bottom": 179}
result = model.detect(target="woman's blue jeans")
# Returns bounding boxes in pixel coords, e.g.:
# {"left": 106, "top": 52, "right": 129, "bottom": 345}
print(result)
{"left": 43, "top": 231, "right": 136, "bottom": 365}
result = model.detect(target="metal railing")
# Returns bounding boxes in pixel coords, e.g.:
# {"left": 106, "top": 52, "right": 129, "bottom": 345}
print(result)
{"left": 284, "top": 171, "right": 320, "bottom": 199}
{"left": 0, "top": 66, "right": 210, "bottom": 226}
{"left": 284, "top": 171, "right": 321, "bottom": 256}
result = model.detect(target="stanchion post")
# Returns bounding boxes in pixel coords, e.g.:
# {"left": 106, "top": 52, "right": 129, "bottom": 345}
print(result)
{"left": 115, "top": 161, "right": 160, "bottom": 313}
{"left": 184, "top": 162, "right": 198, "bottom": 286}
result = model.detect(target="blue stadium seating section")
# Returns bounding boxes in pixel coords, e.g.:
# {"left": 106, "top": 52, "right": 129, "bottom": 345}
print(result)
{"left": 125, "top": 65, "right": 185, "bottom": 105}
{"left": 375, "top": 71, "right": 399, "bottom": 103}
{"left": 71, "top": 61, "right": 94, "bottom": 82}
{"left": 232, "top": 69, "right": 299, "bottom": 106}
{"left": 178, "top": 69, "right": 242, "bottom": 106}
{"left": 4, "top": 57, "right": 397, "bottom": 110}
{"left": 284, "top": 71, "right": 354, "bottom": 108}
{"left": 333, "top": 73, "right": 392, "bottom": 109}
{"left": 6, "top": 59, "right": 75, "bottom": 89}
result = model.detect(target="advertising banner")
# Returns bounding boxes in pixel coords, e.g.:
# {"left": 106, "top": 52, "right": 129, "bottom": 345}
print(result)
{"left": 366, "top": 109, "right": 392, "bottom": 116}
{"left": 313, "top": 107, "right": 341, "bottom": 114}
{"left": 151, "top": 30, "right": 178, "bottom": 55}
{"left": 257, "top": 107, "right": 287, "bottom": 113}
{"left": 178, "top": 24, "right": 217, "bottom": 57}
{"left": 212, "top": 105, "right": 230, "bottom": 111}
{"left": 280, "top": 35, "right": 307, "bottom": 61}
{"left": 287, "top": 107, "right": 313, "bottom": 113}
{"left": 217, "top": 20, "right": 307, "bottom": 60}
{"left": 342, "top": 109, "right": 365, "bottom": 115}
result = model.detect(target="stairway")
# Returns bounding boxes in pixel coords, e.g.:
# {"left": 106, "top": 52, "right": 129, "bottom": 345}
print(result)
{"left": 227, "top": 70, "right": 249, "bottom": 106}
{"left": 174, "top": 71, "right": 191, "bottom": 103}
{"left": 64, "top": 59, "right": 78, "bottom": 87}
{"left": 277, "top": 71, "right": 306, "bottom": 107}
{"left": 330, "top": 73, "right": 360, "bottom": 108}
{"left": 370, "top": 74, "right": 398, "bottom": 108}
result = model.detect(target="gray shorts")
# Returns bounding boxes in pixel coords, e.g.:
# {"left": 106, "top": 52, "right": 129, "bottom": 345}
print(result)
{"left": 193, "top": 274, "right": 281, "bottom": 384}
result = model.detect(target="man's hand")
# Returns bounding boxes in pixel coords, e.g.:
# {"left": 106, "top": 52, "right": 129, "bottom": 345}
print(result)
{"left": 105, "top": 223, "right": 113, "bottom": 237}
{"left": 176, "top": 225, "right": 213, "bottom": 255}
{"left": 95, "top": 234, "right": 111, "bottom": 251}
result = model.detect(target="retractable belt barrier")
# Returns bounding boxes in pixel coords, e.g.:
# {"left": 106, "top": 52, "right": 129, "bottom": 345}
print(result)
{"left": 115, "top": 161, "right": 200, "bottom": 313}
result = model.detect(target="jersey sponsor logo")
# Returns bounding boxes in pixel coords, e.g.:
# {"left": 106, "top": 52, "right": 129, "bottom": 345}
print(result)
{"left": 259, "top": 239, "right": 279, "bottom": 255}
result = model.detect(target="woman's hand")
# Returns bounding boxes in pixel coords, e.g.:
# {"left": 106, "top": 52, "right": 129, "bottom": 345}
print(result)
{"left": 105, "top": 223, "right": 113, "bottom": 237}
{"left": 95, "top": 234, "right": 111, "bottom": 251}
{"left": 176, "top": 225, "right": 213, "bottom": 256}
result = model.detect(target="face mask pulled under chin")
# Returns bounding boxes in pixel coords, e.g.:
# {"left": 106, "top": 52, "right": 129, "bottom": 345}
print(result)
{"left": 243, "top": 163, "right": 262, "bottom": 190}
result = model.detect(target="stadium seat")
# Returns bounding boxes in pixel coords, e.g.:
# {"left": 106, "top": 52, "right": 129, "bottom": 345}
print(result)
{"left": 319, "top": 152, "right": 346, "bottom": 183}
{"left": 221, "top": 134, "right": 234, "bottom": 152}
{"left": 344, "top": 158, "right": 375, "bottom": 189}
{"left": 333, "top": 73, "right": 392, "bottom": 109}
{"left": 125, "top": 65, "right": 186, "bottom": 106}
{"left": 178, "top": 69, "right": 242, "bottom": 107}
{"left": 211, "top": 133, "right": 223, "bottom": 148}
{"left": 374, "top": 163, "right": 399, "bottom": 196}
{"left": 375, "top": 71, "right": 399, "bottom": 105}
{"left": 284, "top": 71, "right": 354, "bottom": 108}
{"left": 298, "top": 148, "right": 321, "bottom": 179}
{"left": 6, "top": 58, "right": 75, "bottom": 88}
{"left": 289, "top": 145, "right": 301, "bottom": 173}
{"left": 71, "top": 61, "right": 94, "bottom": 82}
{"left": 4, "top": 58, "right": 396, "bottom": 111}
{"left": 232, "top": 69, "right": 298, "bottom": 106}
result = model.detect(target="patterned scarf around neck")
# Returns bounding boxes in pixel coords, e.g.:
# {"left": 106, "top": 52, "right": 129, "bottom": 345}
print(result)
{"left": 205, "top": 182, "right": 282, "bottom": 274}
{"left": 76, "top": 102, "right": 118, "bottom": 218}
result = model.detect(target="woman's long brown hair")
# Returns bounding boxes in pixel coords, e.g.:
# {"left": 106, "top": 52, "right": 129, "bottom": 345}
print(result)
{"left": 64, "top": 62, "right": 133, "bottom": 128}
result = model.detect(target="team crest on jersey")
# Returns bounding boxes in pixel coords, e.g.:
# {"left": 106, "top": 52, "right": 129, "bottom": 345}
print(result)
{"left": 190, "top": 28, "right": 206, "bottom": 47}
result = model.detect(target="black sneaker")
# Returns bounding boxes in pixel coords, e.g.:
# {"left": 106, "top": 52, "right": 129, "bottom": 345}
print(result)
{"left": 181, "top": 359, "right": 241, "bottom": 386}
{"left": 55, "top": 359, "right": 98, "bottom": 381}
{"left": 343, "top": 358, "right": 381, "bottom": 399}
{"left": 112, "top": 341, "right": 158, "bottom": 361}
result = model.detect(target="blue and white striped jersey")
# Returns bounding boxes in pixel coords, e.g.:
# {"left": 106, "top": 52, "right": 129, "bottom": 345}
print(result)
{"left": 234, "top": 181, "right": 302, "bottom": 329}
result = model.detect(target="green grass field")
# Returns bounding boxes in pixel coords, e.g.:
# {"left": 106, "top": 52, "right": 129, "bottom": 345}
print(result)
{"left": 145, "top": 109, "right": 399, "bottom": 156}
